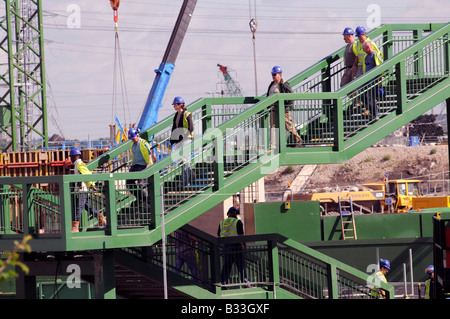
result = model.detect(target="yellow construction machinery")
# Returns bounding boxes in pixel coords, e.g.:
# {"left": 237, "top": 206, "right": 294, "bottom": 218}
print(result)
{"left": 295, "top": 189, "right": 384, "bottom": 213}
{"left": 297, "top": 178, "right": 450, "bottom": 214}
{"left": 363, "top": 179, "right": 422, "bottom": 213}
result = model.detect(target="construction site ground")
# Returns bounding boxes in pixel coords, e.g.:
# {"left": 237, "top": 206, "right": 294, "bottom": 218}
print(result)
{"left": 264, "top": 144, "right": 449, "bottom": 197}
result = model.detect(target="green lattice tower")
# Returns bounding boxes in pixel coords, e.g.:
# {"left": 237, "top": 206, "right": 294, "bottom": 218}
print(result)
{"left": 0, "top": 0, "right": 48, "bottom": 152}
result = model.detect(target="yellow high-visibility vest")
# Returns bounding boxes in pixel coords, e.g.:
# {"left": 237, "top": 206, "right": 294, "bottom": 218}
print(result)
{"left": 425, "top": 279, "right": 431, "bottom": 299}
{"left": 219, "top": 217, "right": 239, "bottom": 237}
{"left": 183, "top": 110, "right": 194, "bottom": 139}
{"left": 139, "top": 138, "right": 153, "bottom": 165}
{"left": 370, "top": 270, "right": 387, "bottom": 298}
{"left": 353, "top": 38, "right": 381, "bottom": 66}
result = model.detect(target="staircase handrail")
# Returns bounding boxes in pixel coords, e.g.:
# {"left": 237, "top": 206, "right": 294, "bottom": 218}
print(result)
{"left": 146, "top": 226, "right": 394, "bottom": 299}
{"left": 87, "top": 23, "right": 449, "bottom": 172}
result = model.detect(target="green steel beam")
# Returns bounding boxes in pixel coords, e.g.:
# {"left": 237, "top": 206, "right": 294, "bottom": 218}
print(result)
{"left": 0, "top": 23, "right": 448, "bottom": 255}
{"left": 2, "top": 21, "right": 448, "bottom": 301}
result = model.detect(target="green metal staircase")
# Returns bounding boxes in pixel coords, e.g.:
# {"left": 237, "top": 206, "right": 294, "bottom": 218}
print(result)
{"left": 27, "top": 225, "right": 393, "bottom": 299}
{"left": 0, "top": 22, "right": 449, "bottom": 299}
{"left": 111, "top": 225, "right": 394, "bottom": 299}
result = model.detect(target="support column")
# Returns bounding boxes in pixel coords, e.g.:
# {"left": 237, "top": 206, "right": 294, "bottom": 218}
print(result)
{"left": 15, "top": 253, "right": 36, "bottom": 299}
{"left": 333, "top": 98, "right": 344, "bottom": 152}
{"left": 446, "top": 98, "right": 450, "bottom": 175}
{"left": 395, "top": 60, "right": 407, "bottom": 115}
{"left": 268, "top": 239, "right": 280, "bottom": 298}
{"left": 93, "top": 250, "right": 116, "bottom": 299}
{"left": 15, "top": 273, "right": 36, "bottom": 299}
{"left": 327, "top": 264, "right": 338, "bottom": 299}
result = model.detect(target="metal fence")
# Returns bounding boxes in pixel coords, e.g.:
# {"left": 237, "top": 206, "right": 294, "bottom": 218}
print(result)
{"left": 145, "top": 227, "right": 393, "bottom": 299}
{"left": 289, "top": 28, "right": 450, "bottom": 147}
{"left": 0, "top": 24, "right": 448, "bottom": 250}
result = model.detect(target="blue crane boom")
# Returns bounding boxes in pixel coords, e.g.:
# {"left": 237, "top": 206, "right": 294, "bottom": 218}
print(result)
{"left": 137, "top": 0, "right": 197, "bottom": 132}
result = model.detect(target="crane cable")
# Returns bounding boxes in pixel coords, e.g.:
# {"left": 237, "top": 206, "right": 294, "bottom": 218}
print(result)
{"left": 110, "top": 1, "right": 132, "bottom": 139}
{"left": 112, "top": 28, "right": 131, "bottom": 126}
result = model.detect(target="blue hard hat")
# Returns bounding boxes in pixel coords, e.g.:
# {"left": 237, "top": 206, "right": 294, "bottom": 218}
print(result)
{"left": 271, "top": 66, "right": 282, "bottom": 74}
{"left": 425, "top": 265, "right": 434, "bottom": 274}
{"left": 172, "top": 96, "right": 185, "bottom": 105}
{"left": 227, "top": 206, "right": 240, "bottom": 215}
{"left": 355, "top": 26, "right": 366, "bottom": 37}
{"left": 128, "top": 127, "right": 139, "bottom": 140}
{"left": 379, "top": 258, "right": 390, "bottom": 270}
{"left": 342, "top": 27, "right": 354, "bottom": 35}
{"left": 69, "top": 147, "right": 81, "bottom": 156}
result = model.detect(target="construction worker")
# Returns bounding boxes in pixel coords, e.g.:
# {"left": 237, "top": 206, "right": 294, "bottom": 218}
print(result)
{"left": 266, "top": 66, "right": 302, "bottom": 147}
{"left": 340, "top": 27, "right": 357, "bottom": 87}
{"left": 371, "top": 258, "right": 390, "bottom": 299}
{"left": 352, "top": 26, "right": 382, "bottom": 78}
{"left": 170, "top": 96, "right": 194, "bottom": 186}
{"left": 126, "top": 128, "right": 153, "bottom": 207}
{"left": 174, "top": 228, "right": 200, "bottom": 283}
{"left": 69, "top": 147, "right": 106, "bottom": 232}
{"left": 361, "top": 41, "right": 384, "bottom": 118}
{"left": 218, "top": 206, "right": 248, "bottom": 286}
{"left": 424, "top": 265, "right": 434, "bottom": 299}
{"left": 128, "top": 127, "right": 153, "bottom": 170}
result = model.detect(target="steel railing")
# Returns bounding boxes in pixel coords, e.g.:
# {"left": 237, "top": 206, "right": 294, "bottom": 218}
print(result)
{"left": 144, "top": 226, "right": 394, "bottom": 299}
{"left": 0, "top": 23, "right": 448, "bottom": 250}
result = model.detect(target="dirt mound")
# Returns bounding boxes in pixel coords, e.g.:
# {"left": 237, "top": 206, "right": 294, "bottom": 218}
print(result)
{"left": 264, "top": 144, "right": 449, "bottom": 195}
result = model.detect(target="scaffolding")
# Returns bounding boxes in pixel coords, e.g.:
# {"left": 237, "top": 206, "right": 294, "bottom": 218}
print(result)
{"left": 0, "top": 0, "right": 48, "bottom": 151}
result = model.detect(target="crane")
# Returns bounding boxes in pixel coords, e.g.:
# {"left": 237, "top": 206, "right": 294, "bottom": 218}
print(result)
{"left": 108, "top": 0, "right": 197, "bottom": 145}
{"left": 217, "top": 64, "right": 244, "bottom": 97}
{"left": 137, "top": 0, "right": 197, "bottom": 132}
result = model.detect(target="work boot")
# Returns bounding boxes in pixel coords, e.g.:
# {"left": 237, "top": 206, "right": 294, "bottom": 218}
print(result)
{"left": 98, "top": 213, "right": 107, "bottom": 226}
{"left": 71, "top": 221, "right": 79, "bottom": 233}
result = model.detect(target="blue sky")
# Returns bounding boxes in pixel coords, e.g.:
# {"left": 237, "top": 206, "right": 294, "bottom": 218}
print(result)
{"left": 28, "top": 0, "right": 450, "bottom": 140}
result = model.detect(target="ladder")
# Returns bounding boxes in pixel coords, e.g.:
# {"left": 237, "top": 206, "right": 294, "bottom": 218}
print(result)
{"left": 338, "top": 196, "right": 357, "bottom": 240}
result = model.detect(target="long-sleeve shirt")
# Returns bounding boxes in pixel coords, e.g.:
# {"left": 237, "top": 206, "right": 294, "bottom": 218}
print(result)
{"left": 266, "top": 79, "right": 294, "bottom": 110}
{"left": 73, "top": 158, "right": 94, "bottom": 191}
{"left": 170, "top": 109, "right": 194, "bottom": 145}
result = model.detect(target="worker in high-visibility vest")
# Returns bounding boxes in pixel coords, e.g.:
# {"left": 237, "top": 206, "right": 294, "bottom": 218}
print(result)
{"left": 361, "top": 40, "right": 384, "bottom": 119}
{"left": 424, "top": 265, "right": 434, "bottom": 299}
{"left": 69, "top": 147, "right": 106, "bottom": 232}
{"left": 352, "top": 26, "right": 382, "bottom": 78}
{"left": 218, "top": 206, "right": 248, "bottom": 285}
{"left": 170, "top": 97, "right": 194, "bottom": 186}
{"left": 126, "top": 128, "right": 153, "bottom": 208}
{"left": 371, "top": 258, "right": 390, "bottom": 299}
{"left": 174, "top": 228, "right": 200, "bottom": 283}
{"left": 128, "top": 127, "right": 153, "bottom": 169}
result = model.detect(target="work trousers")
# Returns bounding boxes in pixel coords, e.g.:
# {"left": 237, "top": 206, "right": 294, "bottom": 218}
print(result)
{"left": 270, "top": 110, "right": 302, "bottom": 145}
{"left": 74, "top": 192, "right": 99, "bottom": 222}
{"left": 126, "top": 164, "right": 150, "bottom": 205}
{"left": 172, "top": 139, "right": 192, "bottom": 186}
{"left": 340, "top": 67, "right": 356, "bottom": 87}
{"left": 362, "top": 79, "right": 380, "bottom": 118}
{"left": 175, "top": 249, "right": 200, "bottom": 282}
{"left": 221, "top": 243, "right": 248, "bottom": 284}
